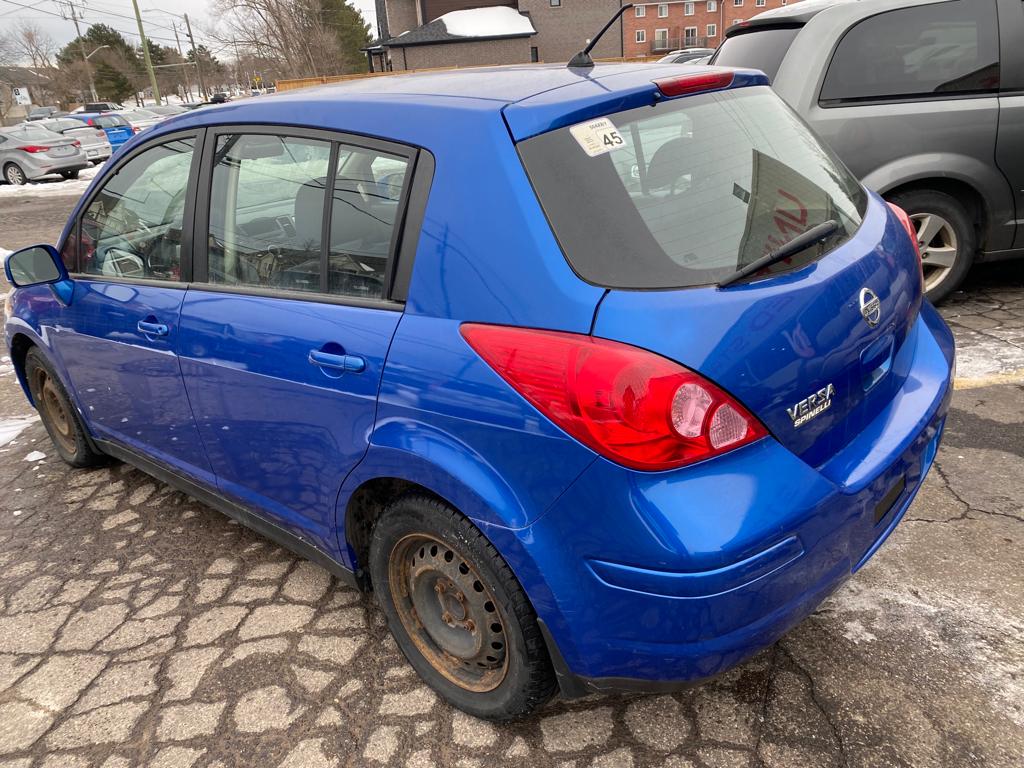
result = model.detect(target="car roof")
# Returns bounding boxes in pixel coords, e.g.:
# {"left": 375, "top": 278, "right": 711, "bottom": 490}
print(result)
{"left": 732, "top": 0, "right": 952, "bottom": 31}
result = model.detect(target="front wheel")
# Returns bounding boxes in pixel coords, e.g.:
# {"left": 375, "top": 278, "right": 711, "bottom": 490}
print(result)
{"left": 370, "top": 495, "right": 557, "bottom": 720}
{"left": 25, "top": 348, "right": 107, "bottom": 468}
{"left": 888, "top": 189, "right": 976, "bottom": 303}
{"left": 3, "top": 163, "right": 27, "bottom": 185}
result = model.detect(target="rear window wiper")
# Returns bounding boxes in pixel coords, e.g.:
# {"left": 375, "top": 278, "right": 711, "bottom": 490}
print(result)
{"left": 718, "top": 219, "right": 839, "bottom": 288}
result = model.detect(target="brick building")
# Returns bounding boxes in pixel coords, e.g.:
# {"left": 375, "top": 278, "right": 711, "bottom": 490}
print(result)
{"left": 623, "top": 0, "right": 800, "bottom": 57}
{"left": 372, "top": 0, "right": 625, "bottom": 70}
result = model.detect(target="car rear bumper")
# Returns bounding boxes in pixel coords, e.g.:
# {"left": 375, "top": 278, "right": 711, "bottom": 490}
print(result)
{"left": 24, "top": 155, "right": 90, "bottom": 179}
{"left": 493, "top": 303, "right": 954, "bottom": 696}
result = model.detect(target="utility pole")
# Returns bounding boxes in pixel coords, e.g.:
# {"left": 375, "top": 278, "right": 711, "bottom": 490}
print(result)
{"left": 184, "top": 14, "right": 207, "bottom": 100}
{"left": 61, "top": 2, "right": 98, "bottom": 102}
{"left": 130, "top": 0, "right": 161, "bottom": 104}
{"left": 172, "top": 23, "right": 193, "bottom": 101}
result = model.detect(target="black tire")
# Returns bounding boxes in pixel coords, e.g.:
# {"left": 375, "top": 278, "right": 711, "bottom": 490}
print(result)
{"left": 24, "top": 348, "right": 107, "bottom": 468}
{"left": 3, "top": 162, "right": 27, "bottom": 185}
{"left": 370, "top": 494, "right": 557, "bottom": 720}
{"left": 60, "top": 169, "right": 80, "bottom": 180}
{"left": 888, "top": 188, "right": 976, "bottom": 303}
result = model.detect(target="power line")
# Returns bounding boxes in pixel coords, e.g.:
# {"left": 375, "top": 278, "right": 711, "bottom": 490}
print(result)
{"left": 0, "top": 0, "right": 186, "bottom": 44}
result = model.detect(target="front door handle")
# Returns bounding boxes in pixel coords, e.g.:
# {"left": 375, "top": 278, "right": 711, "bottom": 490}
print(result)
{"left": 308, "top": 349, "right": 366, "bottom": 373}
{"left": 137, "top": 320, "right": 169, "bottom": 337}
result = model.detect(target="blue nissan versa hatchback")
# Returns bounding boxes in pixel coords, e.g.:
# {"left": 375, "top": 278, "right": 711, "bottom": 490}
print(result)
{"left": 4, "top": 63, "right": 953, "bottom": 719}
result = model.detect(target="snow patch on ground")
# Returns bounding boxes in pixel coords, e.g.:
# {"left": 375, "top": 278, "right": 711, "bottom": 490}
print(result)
{"left": 0, "top": 163, "right": 102, "bottom": 199}
{"left": 0, "top": 417, "right": 39, "bottom": 447}
{"left": 23, "top": 449, "right": 46, "bottom": 461}
{"left": 437, "top": 7, "right": 535, "bottom": 37}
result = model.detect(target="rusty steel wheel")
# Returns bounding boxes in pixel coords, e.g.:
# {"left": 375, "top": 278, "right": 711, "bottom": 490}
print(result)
{"left": 24, "top": 347, "right": 107, "bottom": 468}
{"left": 370, "top": 495, "right": 556, "bottom": 719}
{"left": 388, "top": 533, "right": 509, "bottom": 692}
{"left": 31, "top": 365, "right": 77, "bottom": 456}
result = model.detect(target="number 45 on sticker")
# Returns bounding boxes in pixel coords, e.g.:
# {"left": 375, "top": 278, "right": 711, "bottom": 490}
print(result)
{"left": 570, "top": 118, "right": 629, "bottom": 158}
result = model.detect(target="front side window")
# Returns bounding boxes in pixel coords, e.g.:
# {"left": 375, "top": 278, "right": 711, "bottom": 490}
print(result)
{"left": 519, "top": 87, "right": 867, "bottom": 289}
{"left": 207, "top": 133, "right": 409, "bottom": 300}
{"left": 820, "top": 1, "right": 999, "bottom": 104}
{"left": 79, "top": 137, "right": 194, "bottom": 280}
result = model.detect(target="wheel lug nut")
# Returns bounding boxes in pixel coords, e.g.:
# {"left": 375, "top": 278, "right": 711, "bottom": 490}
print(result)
{"left": 465, "top": 620, "right": 475, "bottom": 633}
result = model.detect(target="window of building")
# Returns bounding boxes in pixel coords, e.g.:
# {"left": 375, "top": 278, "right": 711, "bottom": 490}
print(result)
{"left": 654, "top": 28, "right": 669, "bottom": 49}
{"left": 819, "top": 0, "right": 1000, "bottom": 104}
{"left": 733, "top": 18, "right": 743, "bottom": 24}
{"left": 530, "top": 46, "right": 539, "bottom": 62}
{"left": 79, "top": 137, "right": 195, "bottom": 280}
{"left": 550, "top": 0, "right": 561, "bottom": 6}
{"left": 658, "top": 3, "right": 669, "bottom": 18}
{"left": 756, "top": 0, "right": 766, "bottom": 7}
{"left": 707, "top": 23, "right": 717, "bottom": 37}
{"left": 636, "top": 4, "right": 646, "bottom": 17}
{"left": 734, "top": 0, "right": 743, "bottom": 6}
{"left": 685, "top": 2, "right": 694, "bottom": 15}
{"left": 684, "top": 26, "right": 698, "bottom": 44}
{"left": 636, "top": 29, "right": 647, "bottom": 43}
{"left": 707, "top": 0, "right": 717, "bottom": 10}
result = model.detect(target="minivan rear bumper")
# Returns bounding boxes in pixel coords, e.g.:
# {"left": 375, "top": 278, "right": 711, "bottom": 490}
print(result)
{"left": 492, "top": 303, "right": 954, "bottom": 696}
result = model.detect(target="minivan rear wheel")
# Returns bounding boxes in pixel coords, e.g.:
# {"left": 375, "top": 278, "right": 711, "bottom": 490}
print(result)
{"left": 25, "top": 348, "right": 107, "bottom": 468}
{"left": 369, "top": 494, "right": 557, "bottom": 720}
{"left": 888, "top": 189, "right": 975, "bottom": 303}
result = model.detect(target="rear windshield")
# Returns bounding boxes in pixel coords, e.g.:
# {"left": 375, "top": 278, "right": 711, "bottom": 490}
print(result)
{"left": 9, "top": 125, "right": 56, "bottom": 141}
{"left": 518, "top": 86, "right": 867, "bottom": 289}
{"left": 712, "top": 27, "right": 801, "bottom": 82}
{"left": 92, "top": 115, "right": 129, "bottom": 128}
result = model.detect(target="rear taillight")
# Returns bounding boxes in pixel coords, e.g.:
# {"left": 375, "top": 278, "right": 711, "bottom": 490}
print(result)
{"left": 461, "top": 324, "right": 767, "bottom": 471}
{"left": 132, "top": 126, "right": 139, "bottom": 134}
{"left": 17, "top": 145, "right": 48, "bottom": 153}
{"left": 72, "top": 140, "right": 81, "bottom": 147}
{"left": 654, "top": 71, "right": 734, "bottom": 98}
{"left": 887, "top": 202, "right": 923, "bottom": 285}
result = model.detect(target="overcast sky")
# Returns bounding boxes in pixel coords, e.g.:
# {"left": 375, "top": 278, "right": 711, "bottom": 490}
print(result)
{"left": 0, "top": 0, "right": 379, "bottom": 59}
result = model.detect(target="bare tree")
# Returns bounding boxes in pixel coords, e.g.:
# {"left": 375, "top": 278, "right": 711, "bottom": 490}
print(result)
{"left": 12, "top": 22, "right": 57, "bottom": 69}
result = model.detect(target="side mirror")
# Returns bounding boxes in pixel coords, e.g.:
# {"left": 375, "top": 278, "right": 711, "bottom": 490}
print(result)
{"left": 4, "top": 244, "right": 73, "bottom": 304}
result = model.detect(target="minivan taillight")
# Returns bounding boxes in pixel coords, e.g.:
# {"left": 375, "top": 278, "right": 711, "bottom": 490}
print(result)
{"left": 461, "top": 324, "right": 767, "bottom": 471}
{"left": 887, "top": 202, "right": 923, "bottom": 285}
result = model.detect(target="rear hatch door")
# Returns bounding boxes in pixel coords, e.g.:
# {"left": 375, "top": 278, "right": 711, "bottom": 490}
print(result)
{"left": 517, "top": 83, "right": 922, "bottom": 469}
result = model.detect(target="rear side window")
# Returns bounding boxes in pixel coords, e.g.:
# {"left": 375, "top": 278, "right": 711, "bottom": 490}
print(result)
{"left": 820, "top": 1, "right": 1000, "bottom": 104}
{"left": 712, "top": 26, "right": 800, "bottom": 81}
{"left": 92, "top": 116, "right": 127, "bottom": 128}
{"left": 519, "top": 87, "right": 867, "bottom": 289}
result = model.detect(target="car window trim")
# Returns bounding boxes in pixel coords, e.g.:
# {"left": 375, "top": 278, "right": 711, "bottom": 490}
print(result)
{"left": 815, "top": 1, "right": 1002, "bottom": 109}
{"left": 68, "top": 127, "right": 206, "bottom": 285}
{"left": 391, "top": 148, "right": 434, "bottom": 303}
{"left": 192, "top": 123, "right": 421, "bottom": 307}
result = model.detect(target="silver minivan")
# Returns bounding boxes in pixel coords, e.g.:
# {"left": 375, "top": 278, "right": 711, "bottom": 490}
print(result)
{"left": 713, "top": 0, "right": 1024, "bottom": 301}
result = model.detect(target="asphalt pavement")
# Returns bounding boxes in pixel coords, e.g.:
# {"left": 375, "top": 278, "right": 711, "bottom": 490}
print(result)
{"left": 0, "top": 191, "right": 1021, "bottom": 767}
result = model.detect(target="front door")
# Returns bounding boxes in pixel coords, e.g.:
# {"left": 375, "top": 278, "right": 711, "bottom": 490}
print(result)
{"left": 54, "top": 133, "right": 214, "bottom": 482}
{"left": 179, "top": 130, "right": 415, "bottom": 551}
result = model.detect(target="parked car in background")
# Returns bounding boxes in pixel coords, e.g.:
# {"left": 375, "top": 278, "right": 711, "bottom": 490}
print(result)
{"left": 81, "top": 101, "right": 124, "bottom": 113}
{"left": 68, "top": 113, "right": 135, "bottom": 152}
{"left": 657, "top": 48, "right": 716, "bottom": 64}
{"left": 147, "top": 104, "right": 188, "bottom": 117}
{"left": 26, "top": 106, "right": 64, "bottom": 121}
{"left": 34, "top": 117, "right": 112, "bottom": 164}
{"left": 117, "top": 108, "right": 165, "bottom": 133}
{"left": 209, "top": 92, "right": 231, "bottom": 103}
{"left": 713, "top": 0, "right": 1024, "bottom": 301}
{"left": 0, "top": 124, "right": 88, "bottom": 184}
{"left": 3, "top": 63, "right": 952, "bottom": 719}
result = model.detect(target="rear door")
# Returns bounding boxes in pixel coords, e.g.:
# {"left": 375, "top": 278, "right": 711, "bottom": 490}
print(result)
{"left": 179, "top": 127, "right": 420, "bottom": 551}
{"left": 518, "top": 85, "right": 922, "bottom": 470}
{"left": 996, "top": 0, "right": 1024, "bottom": 249}
{"left": 51, "top": 131, "right": 214, "bottom": 482}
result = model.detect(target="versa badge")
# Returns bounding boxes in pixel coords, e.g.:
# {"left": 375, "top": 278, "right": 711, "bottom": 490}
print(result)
{"left": 787, "top": 383, "right": 836, "bottom": 428}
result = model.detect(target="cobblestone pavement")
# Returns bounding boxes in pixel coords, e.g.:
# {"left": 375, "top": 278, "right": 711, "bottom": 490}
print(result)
{"left": 0, "top": 194, "right": 1022, "bottom": 767}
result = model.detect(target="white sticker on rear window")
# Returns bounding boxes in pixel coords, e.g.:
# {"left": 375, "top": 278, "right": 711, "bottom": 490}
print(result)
{"left": 569, "top": 118, "right": 627, "bottom": 157}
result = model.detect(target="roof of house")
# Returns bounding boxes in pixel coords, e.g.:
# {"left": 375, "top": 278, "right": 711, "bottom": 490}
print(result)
{"left": 0, "top": 66, "right": 55, "bottom": 87}
{"left": 379, "top": 6, "right": 537, "bottom": 48}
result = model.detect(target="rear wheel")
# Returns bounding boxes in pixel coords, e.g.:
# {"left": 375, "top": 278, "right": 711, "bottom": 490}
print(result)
{"left": 25, "top": 348, "right": 107, "bottom": 468}
{"left": 3, "top": 163, "right": 27, "bottom": 185}
{"left": 60, "top": 169, "right": 80, "bottom": 180}
{"left": 370, "top": 495, "right": 557, "bottom": 720}
{"left": 888, "top": 189, "right": 975, "bottom": 303}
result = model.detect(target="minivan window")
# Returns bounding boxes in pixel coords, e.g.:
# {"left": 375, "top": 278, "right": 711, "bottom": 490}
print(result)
{"left": 712, "top": 26, "right": 800, "bottom": 82}
{"left": 820, "top": 1, "right": 999, "bottom": 104}
{"left": 519, "top": 87, "right": 867, "bottom": 289}
{"left": 79, "top": 137, "right": 195, "bottom": 280}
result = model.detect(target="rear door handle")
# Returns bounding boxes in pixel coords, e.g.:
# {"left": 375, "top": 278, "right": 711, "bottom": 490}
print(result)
{"left": 308, "top": 350, "right": 366, "bottom": 373}
{"left": 137, "top": 320, "right": 169, "bottom": 337}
